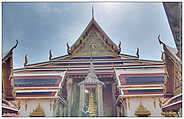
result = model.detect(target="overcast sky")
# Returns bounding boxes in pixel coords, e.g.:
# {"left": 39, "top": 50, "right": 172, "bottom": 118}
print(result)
{"left": 2, "top": 2, "right": 176, "bottom": 69}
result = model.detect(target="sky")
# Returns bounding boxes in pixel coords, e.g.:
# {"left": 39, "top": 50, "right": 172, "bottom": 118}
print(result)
{"left": 2, "top": 2, "right": 176, "bottom": 69}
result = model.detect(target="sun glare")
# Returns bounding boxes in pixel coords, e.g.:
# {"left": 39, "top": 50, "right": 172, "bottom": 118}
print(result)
{"left": 97, "top": 3, "right": 122, "bottom": 15}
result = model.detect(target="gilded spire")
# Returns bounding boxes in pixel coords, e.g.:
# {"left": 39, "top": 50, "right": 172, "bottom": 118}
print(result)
{"left": 88, "top": 91, "right": 96, "bottom": 117}
{"left": 92, "top": 4, "right": 94, "bottom": 19}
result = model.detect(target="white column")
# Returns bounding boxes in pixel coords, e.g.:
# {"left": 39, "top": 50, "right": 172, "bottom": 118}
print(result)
{"left": 66, "top": 78, "right": 73, "bottom": 116}
{"left": 97, "top": 85, "right": 104, "bottom": 116}
{"left": 79, "top": 84, "right": 85, "bottom": 116}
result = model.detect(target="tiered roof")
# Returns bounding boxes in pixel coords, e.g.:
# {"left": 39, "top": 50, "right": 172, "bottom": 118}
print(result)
{"left": 12, "top": 72, "right": 66, "bottom": 100}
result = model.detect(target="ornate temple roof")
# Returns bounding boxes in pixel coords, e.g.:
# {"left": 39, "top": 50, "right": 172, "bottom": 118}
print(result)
{"left": 2, "top": 99, "right": 19, "bottom": 113}
{"left": 68, "top": 18, "right": 120, "bottom": 56}
{"left": 164, "top": 45, "right": 181, "bottom": 64}
{"left": 115, "top": 68, "right": 165, "bottom": 98}
{"left": 13, "top": 12, "right": 164, "bottom": 72}
{"left": 12, "top": 72, "right": 66, "bottom": 100}
{"left": 162, "top": 93, "right": 182, "bottom": 111}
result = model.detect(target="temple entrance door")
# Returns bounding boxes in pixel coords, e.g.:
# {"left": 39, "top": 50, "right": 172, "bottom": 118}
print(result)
{"left": 103, "top": 84, "right": 113, "bottom": 116}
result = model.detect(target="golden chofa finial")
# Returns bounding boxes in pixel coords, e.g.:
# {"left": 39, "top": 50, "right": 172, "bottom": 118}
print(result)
{"left": 136, "top": 48, "right": 139, "bottom": 58}
{"left": 24, "top": 54, "right": 28, "bottom": 67}
{"left": 49, "top": 49, "right": 52, "bottom": 60}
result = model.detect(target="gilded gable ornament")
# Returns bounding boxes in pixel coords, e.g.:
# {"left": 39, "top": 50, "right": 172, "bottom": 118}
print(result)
{"left": 135, "top": 102, "right": 151, "bottom": 117}
{"left": 30, "top": 103, "right": 45, "bottom": 117}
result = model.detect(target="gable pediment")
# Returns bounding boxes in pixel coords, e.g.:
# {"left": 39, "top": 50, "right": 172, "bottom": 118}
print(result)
{"left": 68, "top": 19, "right": 120, "bottom": 56}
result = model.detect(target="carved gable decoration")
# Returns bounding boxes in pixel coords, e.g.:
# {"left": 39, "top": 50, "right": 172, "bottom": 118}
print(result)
{"left": 30, "top": 104, "right": 45, "bottom": 117}
{"left": 70, "top": 19, "right": 119, "bottom": 56}
{"left": 134, "top": 102, "right": 151, "bottom": 117}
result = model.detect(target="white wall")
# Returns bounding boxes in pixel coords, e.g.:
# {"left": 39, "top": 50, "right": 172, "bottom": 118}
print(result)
{"left": 18, "top": 99, "right": 54, "bottom": 117}
{"left": 126, "top": 97, "right": 163, "bottom": 117}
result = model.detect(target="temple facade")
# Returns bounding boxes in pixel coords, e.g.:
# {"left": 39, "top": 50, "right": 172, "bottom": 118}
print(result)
{"left": 11, "top": 12, "right": 169, "bottom": 117}
{"left": 161, "top": 3, "right": 182, "bottom": 116}
{"left": 161, "top": 43, "right": 182, "bottom": 117}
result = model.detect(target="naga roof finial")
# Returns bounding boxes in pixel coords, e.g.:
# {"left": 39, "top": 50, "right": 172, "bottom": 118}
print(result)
{"left": 136, "top": 48, "right": 139, "bottom": 58}
{"left": 158, "top": 34, "right": 164, "bottom": 45}
{"left": 118, "top": 41, "right": 121, "bottom": 55}
{"left": 10, "top": 40, "right": 18, "bottom": 52}
{"left": 24, "top": 54, "right": 28, "bottom": 67}
{"left": 49, "top": 49, "right": 52, "bottom": 60}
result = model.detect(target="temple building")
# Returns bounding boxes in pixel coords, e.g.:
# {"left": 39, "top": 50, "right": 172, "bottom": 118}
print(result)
{"left": 2, "top": 40, "right": 19, "bottom": 117}
{"left": 160, "top": 42, "right": 182, "bottom": 117}
{"left": 161, "top": 3, "right": 182, "bottom": 116}
{"left": 11, "top": 9, "right": 168, "bottom": 117}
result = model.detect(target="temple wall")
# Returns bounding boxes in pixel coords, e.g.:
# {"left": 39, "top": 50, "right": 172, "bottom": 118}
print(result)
{"left": 18, "top": 99, "right": 54, "bottom": 117}
{"left": 103, "top": 84, "right": 113, "bottom": 116}
{"left": 126, "top": 97, "right": 163, "bottom": 117}
{"left": 71, "top": 81, "right": 80, "bottom": 116}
